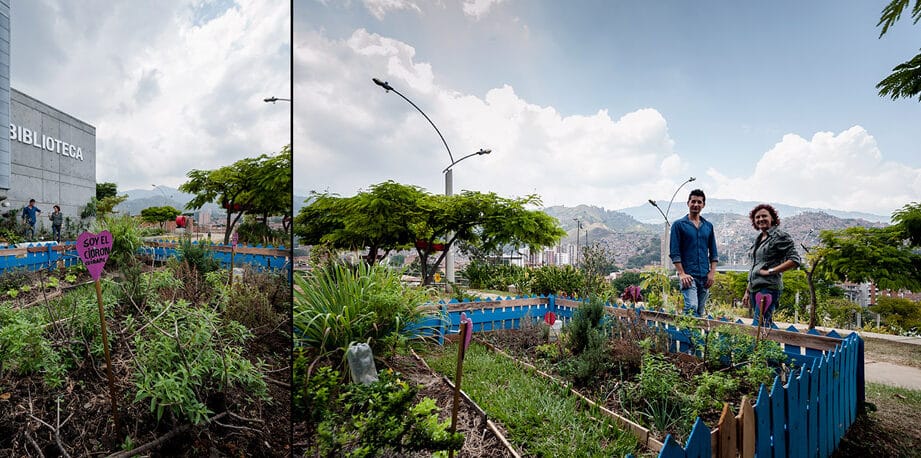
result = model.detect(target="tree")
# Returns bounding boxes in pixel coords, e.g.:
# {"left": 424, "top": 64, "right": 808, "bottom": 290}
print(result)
{"left": 801, "top": 206, "right": 921, "bottom": 328}
{"left": 140, "top": 206, "right": 182, "bottom": 230}
{"left": 295, "top": 181, "right": 424, "bottom": 265}
{"left": 96, "top": 182, "right": 118, "bottom": 200}
{"left": 876, "top": 1, "right": 921, "bottom": 101}
{"left": 181, "top": 146, "right": 291, "bottom": 244}
{"left": 295, "top": 181, "right": 566, "bottom": 284}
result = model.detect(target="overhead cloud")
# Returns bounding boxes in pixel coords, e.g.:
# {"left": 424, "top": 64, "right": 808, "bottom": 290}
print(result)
{"left": 296, "top": 28, "right": 684, "bottom": 209}
{"left": 362, "top": 0, "right": 422, "bottom": 20}
{"left": 462, "top": 0, "right": 507, "bottom": 19}
{"left": 11, "top": 0, "right": 291, "bottom": 191}
{"left": 708, "top": 126, "right": 921, "bottom": 215}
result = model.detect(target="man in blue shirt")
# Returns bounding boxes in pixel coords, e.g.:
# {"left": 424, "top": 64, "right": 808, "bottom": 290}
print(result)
{"left": 669, "top": 189, "right": 718, "bottom": 317}
{"left": 21, "top": 199, "right": 41, "bottom": 241}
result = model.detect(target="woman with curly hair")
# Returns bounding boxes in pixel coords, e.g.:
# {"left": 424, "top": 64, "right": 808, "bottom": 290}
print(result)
{"left": 742, "top": 204, "right": 801, "bottom": 326}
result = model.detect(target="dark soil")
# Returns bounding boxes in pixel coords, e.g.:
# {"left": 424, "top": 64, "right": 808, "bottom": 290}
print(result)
{"left": 294, "top": 352, "right": 517, "bottom": 458}
{"left": 0, "top": 264, "right": 292, "bottom": 457}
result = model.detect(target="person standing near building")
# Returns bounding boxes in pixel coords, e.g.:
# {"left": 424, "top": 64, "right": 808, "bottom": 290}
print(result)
{"left": 669, "top": 189, "right": 719, "bottom": 317}
{"left": 21, "top": 199, "right": 41, "bottom": 241}
{"left": 741, "top": 204, "right": 801, "bottom": 327}
{"left": 49, "top": 205, "right": 63, "bottom": 242}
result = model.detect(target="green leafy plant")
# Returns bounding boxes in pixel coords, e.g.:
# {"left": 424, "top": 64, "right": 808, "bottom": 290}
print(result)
{"left": 45, "top": 276, "right": 60, "bottom": 289}
{"left": 132, "top": 298, "right": 268, "bottom": 425}
{"left": 307, "top": 368, "right": 464, "bottom": 457}
{"left": 177, "top": 238, "right": 221, "bottom": 276}
{"left": 294, "top": 262, "right": 437, "bottom": 369}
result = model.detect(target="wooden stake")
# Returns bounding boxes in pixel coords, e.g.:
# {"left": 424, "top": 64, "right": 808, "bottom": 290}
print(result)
{"left": 449, "top": 321, "right": 468, "bottom": 458}
{"left": 228, "top": 247, "right": 236, "bottom": 289}
{"left": 95, "top": 280, "right": 120, "bottom": 434}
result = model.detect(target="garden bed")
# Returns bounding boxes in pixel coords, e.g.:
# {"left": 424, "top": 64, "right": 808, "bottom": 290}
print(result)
{"left": 420, "top": 339, "right": 642, "bottom": 457}
{"left": 0, "top": 260, "right": 292, "bottom": 457}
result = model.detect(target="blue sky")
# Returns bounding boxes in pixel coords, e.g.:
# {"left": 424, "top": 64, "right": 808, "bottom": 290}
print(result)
{"left": 296, "top": 0, "right": 920, "bottom": 216}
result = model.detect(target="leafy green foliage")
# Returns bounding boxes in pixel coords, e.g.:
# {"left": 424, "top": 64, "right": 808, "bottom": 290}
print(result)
{"left": 870, "top": 296, "right": 921, "bottom": 333}
{"left": 424, "top": 343, "right": 640, "bottom": 457}
{"left": 0, "top": 303, "right": 68, "bottom": 388}
{"left": 177, "top": 238, "right": 221, "bottom": 276}
{"left": 566, "top": 296, "right": 606, "bottom": 355}
{"left": 526, "top": 264, "right": 585, "bottom": 296}
{"left": 140, "top": 206, "right": 182, "bottom": 228}
{"left": 132, "top": 298, "right": 268, "bottom": 425}
{"left": 304, "top": 368, "right": 463, "bottom": 457}
{"left": 296, "top": 180, "right": 566, "bottom": 284}
{"left": 461, "top": 259, "right": 528, "bottom": 291}
{"left": 294, "top": 262, "right": 436, "bottom": 368}
{"left": 181, "top": 146, "right": 291, "bottom": 244}
{"left": 692, "top": 371, "right": 739, "bottom": 413}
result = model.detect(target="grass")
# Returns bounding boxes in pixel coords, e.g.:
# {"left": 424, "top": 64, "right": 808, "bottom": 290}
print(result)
{"left": 421, "top": 342, "right": 641, "bottom": 457}
{"left": 834, "top": 383, "right": 921, "bottom": 457}
{"left": 862, "top": 336, "right": 921, "bottom": 370}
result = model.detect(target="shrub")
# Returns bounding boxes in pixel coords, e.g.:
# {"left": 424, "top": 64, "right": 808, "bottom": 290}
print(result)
{"left": 526, "top": 265, "right": 585, "bottom": 296}
{"left": 306, "top": 367, "right": 464, "bottom": 457}
{"left": 566, "top": 296, "right": 606, "bottom": 355}
{"left": 294, "top": 262, "right": 437, "bottom": 368}
{"left": 177, "top": 238, "right": 221, "bottom": 276}
{"left": 132, "top": 299, "right": 268, "bottom": 425}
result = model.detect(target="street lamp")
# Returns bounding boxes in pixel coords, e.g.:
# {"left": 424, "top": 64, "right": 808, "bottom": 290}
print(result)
{"left": 373, "top": 77, "right": 490, "bottom": 285}
{"left": 152, "top": 184, "right": 172, "bottom": 202}
{"left": 263, "top": 96, "right": 291, "bottom": 103}
{"left": 647, "top": 176, "right": 696, "bottom": 270}
{"left": 572, "top": 218, "right": 583, "bottom": 266}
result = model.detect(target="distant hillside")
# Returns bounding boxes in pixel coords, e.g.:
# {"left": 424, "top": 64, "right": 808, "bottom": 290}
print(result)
{"left": 541, "top": 204, "right": 888, "bottom": 268}
{"left": 116, "top": 186, "right": 224, "bottom": 218}
{"left": 619, "top": 198, "right": 889, "bottom": 224}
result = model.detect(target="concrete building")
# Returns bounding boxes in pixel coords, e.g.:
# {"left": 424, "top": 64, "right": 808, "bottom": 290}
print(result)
{"left": 0, "top": 2, "right": 96, "bottom": 232}
{"left": 8, "top": 89, "right": 96, "bottom": 224}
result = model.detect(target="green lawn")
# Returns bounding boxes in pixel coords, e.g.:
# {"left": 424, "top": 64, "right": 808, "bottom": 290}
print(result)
{"left": 422, "top": 342, "right": 641, "bottom": 457}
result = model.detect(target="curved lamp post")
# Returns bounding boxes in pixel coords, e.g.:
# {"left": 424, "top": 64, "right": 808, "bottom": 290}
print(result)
{"left": 263, "top": 96, "right": 291, "bottom": 103}
{"left": 373, "top": 77, "right": 491, "bottom": 285}
{"left": 647, "top": 176, "right": 696, "bottom": 271}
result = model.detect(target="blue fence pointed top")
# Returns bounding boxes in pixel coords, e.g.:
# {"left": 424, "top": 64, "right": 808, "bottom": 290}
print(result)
{"left": 806, "top": 328, "right": 822, "bottom": 336}
{"left": 685, "top": 416, "right": 712, "bottom": 453}
{"left": 770, "top": 375, "right": 784, "bottom": 396}
{"left": 658, "top": 434, "right": 687, "bottom": 458}
{"left": 785, "top": 324, "right": 800, "bottom": 333}
{"left": 826, "top": 329, "right": 842, "bottom": 339}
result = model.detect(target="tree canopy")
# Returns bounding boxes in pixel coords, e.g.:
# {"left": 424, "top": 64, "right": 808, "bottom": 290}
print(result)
{"left": 295, "top": 181, "right": 566, "bottom": 284}
{"left": 140, "top": 206, "right": 182, "bottom": 230}
{"left": 180, "top": 145, "right": 291, "bottom": 244}
{"left": 876, "top": 0, "right": 921, "bottom": 101}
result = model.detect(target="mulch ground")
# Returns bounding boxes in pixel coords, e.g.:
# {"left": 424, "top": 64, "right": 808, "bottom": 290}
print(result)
{"left": 0, "top": 266, "right": 292, "bottom": 457}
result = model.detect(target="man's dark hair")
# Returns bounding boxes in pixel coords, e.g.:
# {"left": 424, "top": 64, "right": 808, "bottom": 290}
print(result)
{"left": 688, "top": 189, "right": 706, "bottom": 203}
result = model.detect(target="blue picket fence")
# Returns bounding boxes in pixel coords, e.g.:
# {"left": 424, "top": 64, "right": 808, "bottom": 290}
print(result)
{"left": 0, "top": 240, "right": 289, "bottom": 274}
{"left": 142, "top": 240, "right": 289, "bottom": 271}
{"left": 0, "top": 242, "right": 81, "bottom": 272}
{"left": 418, "top": 295, "right": 864, "bottom": 458}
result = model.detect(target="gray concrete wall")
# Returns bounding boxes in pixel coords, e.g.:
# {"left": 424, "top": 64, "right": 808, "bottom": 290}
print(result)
{"left": 9, "top": 88, "right": 96, "bottom": 230}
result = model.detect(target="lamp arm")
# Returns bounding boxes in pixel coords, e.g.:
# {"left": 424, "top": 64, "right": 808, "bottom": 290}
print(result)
{"left": 388, "top": 87, "right": 453, "bottom": 164}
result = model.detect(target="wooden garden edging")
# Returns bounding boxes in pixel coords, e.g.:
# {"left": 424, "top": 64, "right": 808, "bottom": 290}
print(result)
{"left": 0, "top": 240, "right": 289, "bottom": 273}
{"left": 417, "top": 295, "right": 865, "bottom": 458}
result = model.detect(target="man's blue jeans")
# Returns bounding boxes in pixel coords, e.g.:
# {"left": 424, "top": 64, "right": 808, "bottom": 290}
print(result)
{"left": 681, "top": 276, "right": 709, "bottom": 317}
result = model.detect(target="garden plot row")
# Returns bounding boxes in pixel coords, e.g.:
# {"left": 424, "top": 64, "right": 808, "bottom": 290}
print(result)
{"left": 417, "top": 295, "right": 864, "bottom": 458}
{"left": 0, "top": 240, "right": 289, "bottom": 273}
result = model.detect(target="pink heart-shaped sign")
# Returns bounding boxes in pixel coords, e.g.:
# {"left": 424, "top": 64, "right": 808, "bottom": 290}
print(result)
{"left": 754, "top": 292, "right": 772, "bottom": 315}
{"left": 460, "top": 312, "right": 473, "bottom": 351}
{"left": 76, "top": 231, "right": 113, "bottom": 281}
